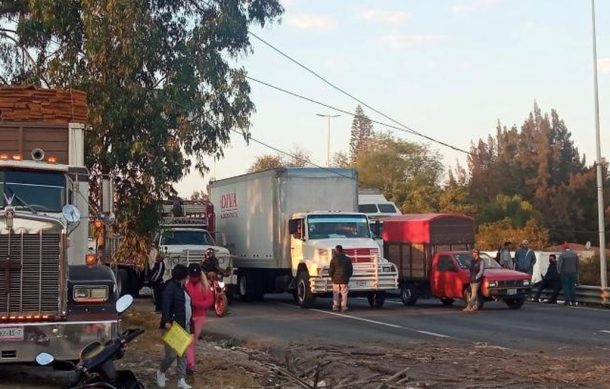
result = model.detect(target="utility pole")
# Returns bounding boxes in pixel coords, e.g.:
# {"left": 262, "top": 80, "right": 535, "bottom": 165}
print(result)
{"left": 316, "top": 113, "right": 341, "bottom": 166}
{"left": 591, "top": 0, "right": 607, "bottom": 289}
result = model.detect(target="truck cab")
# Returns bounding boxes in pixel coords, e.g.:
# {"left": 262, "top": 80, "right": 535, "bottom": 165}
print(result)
{"left": 430, "top": 251, "right": 531, "bottom": 309}
{"left": 358, "top": 190, "right": 401, "bottom": 254}
{"left": 289, "top": 211, "right": 398, "bottom": 308}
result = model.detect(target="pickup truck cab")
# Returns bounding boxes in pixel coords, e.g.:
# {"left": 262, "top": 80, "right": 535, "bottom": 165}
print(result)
{"left": 431, "top": 251, "right": 531, "bottom": 309}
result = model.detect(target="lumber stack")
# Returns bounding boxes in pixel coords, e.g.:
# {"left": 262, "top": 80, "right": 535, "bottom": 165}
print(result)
{"left": 0, "top": 85, "right": 87, "bottom": 123}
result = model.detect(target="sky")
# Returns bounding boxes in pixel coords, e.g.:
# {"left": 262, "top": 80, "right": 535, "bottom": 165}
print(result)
{"left": 175, "top": 0, "right": 610, "bottom": 197}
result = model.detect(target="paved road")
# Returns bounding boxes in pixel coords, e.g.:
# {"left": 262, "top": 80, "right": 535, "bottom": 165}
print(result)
{"left": 205, "top": 294, "right": 610, "bottom": 357}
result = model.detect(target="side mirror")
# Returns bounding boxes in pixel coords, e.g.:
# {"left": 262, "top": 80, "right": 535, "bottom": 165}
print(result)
{"left": 116, "top": 294, "right": 134, "bottom": 314}
{"left": 35, "top": 352, "right": 54, "bottom": 366}
{"left": 288, "top": 219, "right": 298, "bottom": 235}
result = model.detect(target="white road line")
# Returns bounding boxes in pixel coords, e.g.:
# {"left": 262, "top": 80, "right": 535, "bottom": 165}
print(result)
{"left": 600, "top": 330, "right": 610, "bottom": 334}
{"left": 309, "top": 308, "right": 403, "bottom": 329}
{"left": 416, "top": 330, "right": 451, "bottom": 338}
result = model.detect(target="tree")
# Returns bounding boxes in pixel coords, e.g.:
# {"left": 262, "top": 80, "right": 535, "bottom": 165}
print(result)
{"left": 0, "top": 0, "right": 283, "bottom": 266}
{"left": 191, "top": 191, "right": 207, "bottom": 201}
{"left": 349, "top": 105, "right": 373, "bottom": 162}
{"left": 248, "top": 154, "right": 284, "bottom": 173}
{"left": 331, "top": 152, "right": 351, "bottom": 168}
{"left": 477, "top": 218, "right": 549, "bottom": 251}
{"left": 248, "top": 147, "right": 312, "bottom": 173}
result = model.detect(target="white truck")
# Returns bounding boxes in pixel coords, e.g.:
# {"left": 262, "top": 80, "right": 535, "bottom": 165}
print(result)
{"left": 358, "top": 189, "right": 401, "bottom": 253}
{"left": 209, "top": 168, "right": 398, "bottom": 308}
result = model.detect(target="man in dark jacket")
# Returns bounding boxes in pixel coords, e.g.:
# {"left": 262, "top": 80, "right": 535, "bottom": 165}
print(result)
{"left": 149, "top": 243, "right": 166, "bottom": 312}
{"left": 558, "top": 243, "right": 579, "bottom": 306}
{"left": 328, "top": 245, "right": 353, "bottom": 312}
{"left": 533, "top": 254, "right": 561, "bottom": 304}
{"left": 463, "top": 248, "right": 485, "bottom": 312}
{"left": 157, "top": 264, "right": 192, "bottom": 389}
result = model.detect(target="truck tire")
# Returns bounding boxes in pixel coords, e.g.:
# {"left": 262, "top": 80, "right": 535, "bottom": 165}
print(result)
{"left": 296, "top": 271, "right": 316, "bottom": 308}
{"left": 117, "top": 269, "right": 129, "bottom": 297}
{"left": 238, "top": 271, "right": 264, "bottom": 302}
{"left": 440, "top": 298, "right": 455, "bottom": 306}
{"left": 367, "top": 291, "right": 386, "bottom": 308}
{"left": 463, "top": 287, "right": 484, "bottom": 310}
{"left": 505, "top": 296, "right": 525, "bottom": 309}
{"left": 400, "top": 284, "right": 418, "bottom": 306}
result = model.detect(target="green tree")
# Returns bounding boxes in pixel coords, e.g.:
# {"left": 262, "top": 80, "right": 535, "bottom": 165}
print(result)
{"left": 248, "top": 154, "right": 284, "bottom": 173}
{"left": 0, "top": 0, "right": 283, "bottom": 265}
{"left": 349, "top": 105, "right": 373, "bottom": 162}
{"left": 248, "top": 147, "right": 312, "bottom": 173}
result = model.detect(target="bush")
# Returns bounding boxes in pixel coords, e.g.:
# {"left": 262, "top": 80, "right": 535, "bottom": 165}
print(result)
{"left": 579, "top": 256, "right": 610, "bottom": 286}
{"left": 476, "top": 218, "right": 549, "bottom": 251}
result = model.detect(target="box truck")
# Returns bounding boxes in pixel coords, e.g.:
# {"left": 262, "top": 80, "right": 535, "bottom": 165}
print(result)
{"left": 209, "top": 168, "right": 398, "bottom": 308}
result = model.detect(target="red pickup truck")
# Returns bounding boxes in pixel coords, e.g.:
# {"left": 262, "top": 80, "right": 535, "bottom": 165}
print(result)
{"left": 382, "top": 213, "right": 532, "bottom": 310}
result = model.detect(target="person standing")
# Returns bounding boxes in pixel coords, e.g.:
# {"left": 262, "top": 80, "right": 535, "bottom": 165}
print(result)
{"left": 150, "top": 243, "right": 166, "bottom": 312}
{"left": 515, "top": 240, "right": 536, "bottom": 275}
{"left": 558, "top": 243, "right": 579, "bottom": 306}
{"left": 185, "top": 263, "right": 213, "bottom": 375}
{"left": 328, "top": 245, "right": 353, "bottom": 312}
{"left": 533, "top": 254, "right": 561, "bottom": 304}
{"left": 463, "top": 249, "right": 485, "bottom": 312}
{"left": 156, "top": 264, "right": 192, "bottom": 389}
{"left": 498, "top": 241, "right": 513, "bottom": 269}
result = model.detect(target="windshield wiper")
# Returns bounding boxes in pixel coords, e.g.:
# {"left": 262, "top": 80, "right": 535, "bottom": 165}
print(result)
{"left": 6, "top": 188, "right": 37, "bottom": 215}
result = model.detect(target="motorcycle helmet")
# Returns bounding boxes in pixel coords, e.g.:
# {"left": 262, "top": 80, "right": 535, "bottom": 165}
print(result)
{"left": 205, "top": 248, "right": 215, "bottom": 259}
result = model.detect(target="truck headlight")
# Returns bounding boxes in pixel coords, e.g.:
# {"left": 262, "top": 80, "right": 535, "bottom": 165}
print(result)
{"left": 382, "top": 266, "right": 391, "bottom": 272}
{"left": 523, "top": 280, "right": 531, "bottom": 286}
{"left": 488, "top": 281, "right": 498, "bottom": 287}
{"left": 73, "top": 286, "right": 109, "bottom": 303}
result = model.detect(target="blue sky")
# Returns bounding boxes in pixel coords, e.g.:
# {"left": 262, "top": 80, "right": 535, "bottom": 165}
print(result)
{"left": 176, "top": 0, "right": 610, "bottom": 196}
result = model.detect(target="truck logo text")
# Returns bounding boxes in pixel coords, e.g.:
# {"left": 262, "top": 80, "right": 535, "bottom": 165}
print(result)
{"left": 220, "top": 192, "right": 238, "bottom": 219}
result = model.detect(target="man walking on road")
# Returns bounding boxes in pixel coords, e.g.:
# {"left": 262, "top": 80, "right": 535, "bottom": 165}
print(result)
{"left": 464, "top": 248, "right": 485, "bottom": 312}
{"left": 558, "top": 243, "right": 579, "bottom": 306}
{"left": 533, "top": 254, "right": 561, "bottom": 304}
{"left": 515, "top": 240, "right": 536, "bottom": 275}
{"left": 329, "top": 245, "right": 353, "bottom": 312}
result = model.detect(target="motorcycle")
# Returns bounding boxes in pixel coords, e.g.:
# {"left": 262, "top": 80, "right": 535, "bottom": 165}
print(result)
{"left": 207, "top": 272, "right": 228, "bottom": 317}
{"left": 36, "top": 295, "right": 145, "bottom": 389}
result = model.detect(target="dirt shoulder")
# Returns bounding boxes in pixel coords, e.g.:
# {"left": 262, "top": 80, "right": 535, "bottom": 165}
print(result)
{"left": 121, "top": 310, "right": 610, "bottom": 389}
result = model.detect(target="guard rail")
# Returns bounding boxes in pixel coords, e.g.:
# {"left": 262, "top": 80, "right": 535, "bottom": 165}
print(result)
{"left": 532, "top": 285, "right": 609, "bottom": 307}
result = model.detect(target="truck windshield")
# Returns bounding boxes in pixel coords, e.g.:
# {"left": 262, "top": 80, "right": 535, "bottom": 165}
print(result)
{"left": 0, "top": 169, "right": 66, "bottom": 212}
{"left": 160, "top": 230, "right": 216, "bottom": 246}
{"left": 455, "top": 253, "right": 502, "bottom": 269}
{"left": 307, "top": 214, "right": 371, "bottom": 239}
{"left": 377, "top": 204, "right": 398, "bottom": 213}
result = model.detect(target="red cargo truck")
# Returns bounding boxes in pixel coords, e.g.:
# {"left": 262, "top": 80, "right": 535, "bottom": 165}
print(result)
{"left": 383, "top": 214, "right": 531, "bottom": 309}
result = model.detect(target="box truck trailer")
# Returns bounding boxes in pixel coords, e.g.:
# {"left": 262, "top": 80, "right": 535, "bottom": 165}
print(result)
{"left": 209, "top": 168, "right": 398, "bottom": 308}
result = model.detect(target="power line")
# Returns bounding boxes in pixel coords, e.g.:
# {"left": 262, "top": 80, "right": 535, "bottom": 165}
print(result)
{"left": 249, "top": 31, "right": 470, "bottom": 155}
{"left": 245, "top": 75, "right": 470, "bottom": 155}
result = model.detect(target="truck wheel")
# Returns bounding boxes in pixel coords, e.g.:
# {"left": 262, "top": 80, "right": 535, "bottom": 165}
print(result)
{"left": 463, "top": 287, "right": 485, "bottom": 310}
{"left": 296, "top": 271, "right": 316, "bottom": 308}
{"left": 505, "top": 297, "right": 525, "bottom": 309}
{"left": 400, "top": 285, "right": 418, "bottom": 306}
{"left": 367, "top": 292, "right": 386, "bottom": 308}
{"left": 117, "top": 269, "right": 129, "bottom": 297}
{"left": 239, "top": 271, "right": 264, "bottom": 302}
{"left": 440, "top": 298, "right": 455, "bottom": 306}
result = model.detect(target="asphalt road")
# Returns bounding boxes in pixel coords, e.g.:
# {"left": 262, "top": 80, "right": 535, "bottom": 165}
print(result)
{"left": 205, "top": 294, "right": 610, "bottom": 357}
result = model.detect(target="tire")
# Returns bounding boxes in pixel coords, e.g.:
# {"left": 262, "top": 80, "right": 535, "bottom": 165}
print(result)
{"left": 400, "top": 284, "right": 418, "bottom": 306}
{"left": 505, "top": 296, "right": 526, "bottom": 310}
{"left": 296, "top": 271, "right": 316, "bottom": 308}
{"left": 117, "top": 269, "right": 129, "bottom": 297}
{"left": 463, "top": 287, "right": 484, "bottom": 310}
{"left": 238, "top": 271, "right": 264, "bottom": 302}
{"left": 215, "top": 294, "right": 229, "bottom": 317}
{"left": 367, "top": 291, "right": 386, "bottom": 308}
{"left": 440, "top": 298, "right": 455, "bottom": 306}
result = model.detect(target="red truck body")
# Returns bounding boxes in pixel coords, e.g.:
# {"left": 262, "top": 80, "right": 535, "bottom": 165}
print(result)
{"left": 383, "top": 213, "right": 531, "bottom": 309}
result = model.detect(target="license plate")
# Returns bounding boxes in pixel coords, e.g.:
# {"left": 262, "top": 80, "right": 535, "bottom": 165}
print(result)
{"left": 507, "top": 289, "right": 517, "bottom": 295}
{"left": 0, "top": 327, "right": 24, "bottom": 342}
{"left": 356, "top": 280, "right": 370, "bottom": 288}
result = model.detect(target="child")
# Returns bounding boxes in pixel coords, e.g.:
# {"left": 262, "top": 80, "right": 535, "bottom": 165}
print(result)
{"left": 185, "top": 263, "right": 214, "bottom": 375}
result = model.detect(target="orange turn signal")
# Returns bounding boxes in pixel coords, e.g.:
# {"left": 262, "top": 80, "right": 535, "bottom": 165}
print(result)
{"left": 48, "top": 156, "right": 57, "bottom": 163}
{"left": 12, "top": 154, "right": 22, "bottom": 160}
{"left": 85, "top": 253, "right": 98, "bottom": 266}
{"left": 0, "top": 154, "right": 8, "bottom": 160}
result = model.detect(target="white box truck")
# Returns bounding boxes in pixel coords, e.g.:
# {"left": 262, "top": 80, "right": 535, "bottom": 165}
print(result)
{"left": 209, "top": 168, "right": 398, "bottom": 308}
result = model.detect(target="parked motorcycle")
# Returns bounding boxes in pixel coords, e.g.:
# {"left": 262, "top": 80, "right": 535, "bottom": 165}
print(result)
{"left": 36, "top": 295, "right": 145, "bottom": 389}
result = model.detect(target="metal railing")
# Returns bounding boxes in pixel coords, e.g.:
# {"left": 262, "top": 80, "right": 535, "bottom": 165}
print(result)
{"left": 532, "top": 285, "right": 609, "bottom": 307}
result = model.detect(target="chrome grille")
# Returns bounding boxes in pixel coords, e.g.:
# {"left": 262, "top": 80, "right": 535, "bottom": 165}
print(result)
{"left": 0, "top": 233, "right": 61, "bottom": 315}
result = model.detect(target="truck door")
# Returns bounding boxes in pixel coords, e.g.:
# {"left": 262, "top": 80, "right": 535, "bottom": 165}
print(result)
{"left": 288, "top": 218, "right": 305, "bottom": 272}
{"left": 435, "top": 254, "right": 460, "bottom": 298}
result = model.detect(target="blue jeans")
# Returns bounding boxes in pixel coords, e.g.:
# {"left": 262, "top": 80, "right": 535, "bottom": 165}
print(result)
{"left": 560, "top": 274, "right": 577, "bottom": 305}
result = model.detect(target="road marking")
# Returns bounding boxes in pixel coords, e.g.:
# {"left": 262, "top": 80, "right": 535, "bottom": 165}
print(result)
{"left": 600, "top": 330, "right": 610, "bottom": 334}
{"left": 309, "top": 308, "right": 403, "bottom": 329}
{"left": 416, "top": 330, "right": 450, "bottom": 338}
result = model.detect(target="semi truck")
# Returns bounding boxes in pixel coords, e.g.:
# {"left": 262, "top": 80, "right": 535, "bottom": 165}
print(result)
{"left": 209, "top": 168, "right": 398, "bottom": 308}
{"left": 0, "top": 86, "right": 119, "bottom": 363}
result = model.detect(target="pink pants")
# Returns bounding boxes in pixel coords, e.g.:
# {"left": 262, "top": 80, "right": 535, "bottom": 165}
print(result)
{"left": 186, "top": 316, "right": 206, "bottom": 369}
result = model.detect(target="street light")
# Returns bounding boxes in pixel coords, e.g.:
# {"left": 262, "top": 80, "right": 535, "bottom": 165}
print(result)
{"left": 591, "top": 0, "right": 607, "bottom": 289}
{"left": 316, "top": 114, "right": 341, "bottom": 167}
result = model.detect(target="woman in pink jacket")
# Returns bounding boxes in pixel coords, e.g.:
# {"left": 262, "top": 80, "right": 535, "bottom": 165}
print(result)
{"left": 185, "top": 263, "right": 214, "bottom": 375}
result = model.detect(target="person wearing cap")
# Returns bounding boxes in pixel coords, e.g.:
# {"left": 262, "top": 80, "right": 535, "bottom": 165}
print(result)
{"left": 157, "top": 264, "right": 192, "bottom": 389}
{"left": 515, "top": 240, "right": 536, "bottom": 275}
{"left": 558, "top": 243, "right": 579, "bottom": 306}
{"left": 185, "top": 263, "right": 213, "bottom": 375}
{"left": 464, "top": 249, "right": 485, "bottom": 312}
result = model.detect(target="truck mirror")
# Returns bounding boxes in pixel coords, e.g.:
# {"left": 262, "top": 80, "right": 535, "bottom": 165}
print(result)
{"left": 288, "top": 219, "right": 298, "bottom": 235}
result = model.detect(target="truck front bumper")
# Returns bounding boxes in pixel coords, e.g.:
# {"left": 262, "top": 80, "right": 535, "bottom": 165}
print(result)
{"left": 0, "top": 319, "right": 118, "bottom": 364}
{"left": 310, "top": 266, "right": 398, "bottom": 293}
{"left": 486, "top": 287, "right": 531, "bottom": 299}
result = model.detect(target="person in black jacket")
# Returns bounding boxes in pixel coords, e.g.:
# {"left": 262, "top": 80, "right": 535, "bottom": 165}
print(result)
{"left": 328, "top": 245, "right": 353, "bottom": 312}
{"left": 156, "top": 264, "right": 192, "bottom": 389}
{"left": 149, "top": 243, "right": 166, "bottom": 312}
{"left": 534, "top": 254, "right": 561, "bottom": 304}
